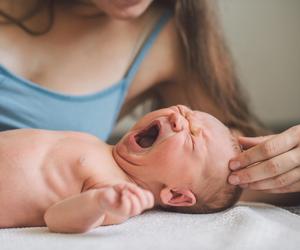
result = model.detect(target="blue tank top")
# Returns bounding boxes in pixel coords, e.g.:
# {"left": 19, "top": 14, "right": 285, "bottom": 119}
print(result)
{"left": 0, "top": 12, "right": 171, "bottom": 141}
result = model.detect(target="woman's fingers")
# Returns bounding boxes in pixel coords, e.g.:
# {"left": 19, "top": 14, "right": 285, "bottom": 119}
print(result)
{"left": 244, "top": 166, "right": 300, "bottom": 190}
{"left": 229, "top": 126, "right": 300, "bottom": 194}
{"left": 263, "top": 180, "right": 300, "bottom": 194}
{"left": 229, "top": 127, "right": 299, "bottom": 171}
{"left": 228, "top": 147, "right": 300, "bottom": 185}
{"left": 238, "top": 135, "right": 273, "bottom": 150}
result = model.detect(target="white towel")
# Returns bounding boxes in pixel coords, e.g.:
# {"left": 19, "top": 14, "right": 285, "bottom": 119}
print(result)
{"left": 0, "top": 202, "right": 299, "bottom": 250}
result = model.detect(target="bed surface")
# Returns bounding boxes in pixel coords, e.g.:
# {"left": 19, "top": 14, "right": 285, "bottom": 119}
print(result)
{"left": 1, "top": 202, "right": 299, "bottom": 250}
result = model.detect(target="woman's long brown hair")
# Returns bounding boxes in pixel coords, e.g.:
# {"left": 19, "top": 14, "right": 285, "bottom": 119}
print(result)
{"left": 169, "top": 0, "right": 264, "bottom": 136}
{"left": 0, "top": 0, "right": 265, "bottom": 136}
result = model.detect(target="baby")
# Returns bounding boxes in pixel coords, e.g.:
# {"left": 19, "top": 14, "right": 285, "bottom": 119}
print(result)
{"left": 0, "top": 105, "right": 242, "bottom": 233}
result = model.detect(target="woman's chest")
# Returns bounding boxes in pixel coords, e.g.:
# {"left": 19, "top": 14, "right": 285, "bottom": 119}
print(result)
{"left": 0, "top": 24, "right": 139, "bottom": 95}
{"left": 0, "top": 10, "right": 174, "bottom": 99}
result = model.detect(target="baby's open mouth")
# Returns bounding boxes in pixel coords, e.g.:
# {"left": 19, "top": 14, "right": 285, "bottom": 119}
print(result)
{"left": 134, "top": 121, "right": 160, "bottom": 148}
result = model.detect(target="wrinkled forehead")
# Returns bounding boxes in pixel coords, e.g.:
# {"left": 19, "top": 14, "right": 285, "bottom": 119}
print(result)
{"left": 191, "top": 111, "right": 239, "bottom": 167}
{"left": 192, "top": 111, "right": 241, "bottom": 154}
{"left": 190, "top": 110, "right": 230, "bottom": 135}
{"left": 192, "top": 110, "right": 219, "bottom": 123}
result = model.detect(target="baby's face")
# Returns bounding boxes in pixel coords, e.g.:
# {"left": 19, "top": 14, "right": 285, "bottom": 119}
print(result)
{"left": 114, "top": 105, "right": 238, "bottom": 201}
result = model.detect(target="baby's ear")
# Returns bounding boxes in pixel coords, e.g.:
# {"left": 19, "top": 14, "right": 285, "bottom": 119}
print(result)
{"left": 159, "top": 187, "right": 196, "bottom": 207}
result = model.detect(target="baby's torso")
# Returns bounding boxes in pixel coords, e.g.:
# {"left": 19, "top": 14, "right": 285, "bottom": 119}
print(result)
{"left": 0, "top": 129, "right": 116, "bottom": 227}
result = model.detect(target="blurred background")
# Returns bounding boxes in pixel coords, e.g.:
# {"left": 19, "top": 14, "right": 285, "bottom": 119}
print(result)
{"left": 109, "top": 0, "right": 300, "bottom": 141}
{"left": 218, "top": 0, "right": 300, "bottom": 132}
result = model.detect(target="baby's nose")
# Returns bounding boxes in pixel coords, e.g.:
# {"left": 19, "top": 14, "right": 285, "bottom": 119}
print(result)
{"left": 169, "top": 112, "right": 188, "bottom": 132}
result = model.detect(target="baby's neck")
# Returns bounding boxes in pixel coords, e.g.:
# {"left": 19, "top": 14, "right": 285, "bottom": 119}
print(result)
{"left": 105, "top": 144, "right": 137, "bottom": 185}
{"left": 92, "top": 142, "right": 136, "bottom": 188}
{"left": 80, "top": 142, "right": 137, "bottom": 192}
{"left": 111, "top": 144, "right": 161, "bottom": 204}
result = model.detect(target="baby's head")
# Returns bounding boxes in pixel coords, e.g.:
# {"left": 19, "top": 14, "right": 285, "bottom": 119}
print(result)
{"left": 113, "top": 105, "right": 242, "bottom": 214}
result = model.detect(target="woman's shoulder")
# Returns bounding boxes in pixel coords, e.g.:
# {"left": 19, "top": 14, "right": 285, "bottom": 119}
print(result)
{"left": 146, "top": 3, "right": 184, "bottom": 78}
{"left": 125, "top": 6, "right": 184, "bottom": 102}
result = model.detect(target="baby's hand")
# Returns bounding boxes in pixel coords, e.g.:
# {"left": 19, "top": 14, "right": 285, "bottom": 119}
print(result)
{"left": 97, "top": 183, "right": 154, "bottom": 218}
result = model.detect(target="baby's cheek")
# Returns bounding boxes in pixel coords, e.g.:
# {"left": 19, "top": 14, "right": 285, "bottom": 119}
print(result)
{"left": 148, "top": 149, "right": 174, "bottom": 166}
{"left": 151, "top": 138, "right": 187, "bottom": 166}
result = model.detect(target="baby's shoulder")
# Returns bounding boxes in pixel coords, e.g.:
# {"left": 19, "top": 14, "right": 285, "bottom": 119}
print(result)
{"left": 61, "top": 131, "right": 100, "bottom": 142}
{"left": 58, "top": 131, "right": 107, "bottom": 154}
{"left": 69, "top": 135, "right": 113, "bottom": 185}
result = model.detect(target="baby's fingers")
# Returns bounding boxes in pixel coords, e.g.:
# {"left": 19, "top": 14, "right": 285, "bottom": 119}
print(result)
{"left": 124, "top": 189, "right": 143, "bottom": 216}
{"left": 116, "top": 188, "right": 147, "bottom": 217}
{"left": 96, "top": 187, "right": 120, "bottom": 213}
{"left": 145, "top": 190, "right": 155, "bottom": 208}
{"left": 118, "top": 190, "right": 132, "bottom": 214}
{"left": 124, "top": 184, "right": 154, "bottom": 210}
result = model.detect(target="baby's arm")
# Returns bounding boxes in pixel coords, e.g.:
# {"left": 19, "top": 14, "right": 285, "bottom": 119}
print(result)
{"left": 44, "top": 183, "right": 154, "bottom": 233}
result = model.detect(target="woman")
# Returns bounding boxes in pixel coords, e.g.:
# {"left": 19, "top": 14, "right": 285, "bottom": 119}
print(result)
{"left": 0, "top": 1, "right": 299, "bottom": 200}
{"left": 0, "top": 0, "right": 260, "bottom": 138}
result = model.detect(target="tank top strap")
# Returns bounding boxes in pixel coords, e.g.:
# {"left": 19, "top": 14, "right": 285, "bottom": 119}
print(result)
{"left": 122, "top": 10, "right": 173, "bottom": 88}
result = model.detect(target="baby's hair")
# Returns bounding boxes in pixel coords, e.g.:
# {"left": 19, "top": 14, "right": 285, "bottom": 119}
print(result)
{"left": 160, "top": 133, "right": 243, "bottom": 214}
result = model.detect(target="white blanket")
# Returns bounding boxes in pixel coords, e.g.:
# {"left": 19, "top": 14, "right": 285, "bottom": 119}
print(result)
{"left": 1, "top": 202, "right": 299, "bottom": 250}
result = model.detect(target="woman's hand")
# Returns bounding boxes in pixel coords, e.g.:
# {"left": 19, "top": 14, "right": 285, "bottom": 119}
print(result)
{"left": 228, "top": 125, "right": 300, "bottom": 193}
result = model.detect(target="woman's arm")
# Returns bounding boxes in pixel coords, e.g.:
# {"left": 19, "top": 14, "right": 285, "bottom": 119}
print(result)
{"left": 44, "top": 183, "right": 154, "bottom": 233}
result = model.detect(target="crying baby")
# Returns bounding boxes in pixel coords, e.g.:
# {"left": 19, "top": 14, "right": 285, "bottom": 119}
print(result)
{"left": 0, "top": 105, "right": 242, "bottom": 233}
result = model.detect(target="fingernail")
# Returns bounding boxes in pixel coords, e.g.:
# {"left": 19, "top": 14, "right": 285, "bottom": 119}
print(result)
{"left": 230, "top": 161, "right": 241, "bottom": 170}
{"left": 228, "top": 175, "right": 240, "bottom": 185}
